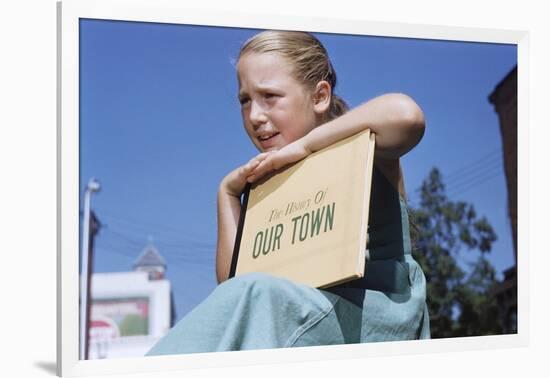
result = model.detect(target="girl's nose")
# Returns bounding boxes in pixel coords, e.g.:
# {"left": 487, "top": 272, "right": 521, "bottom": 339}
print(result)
{"left": 249, "top": 101, "right": 268, "bottom": 128}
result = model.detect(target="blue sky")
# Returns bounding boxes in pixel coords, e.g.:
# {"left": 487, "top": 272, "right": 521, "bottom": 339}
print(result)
{"left": 79, "top": 19, "right": 517, "bottom": 321}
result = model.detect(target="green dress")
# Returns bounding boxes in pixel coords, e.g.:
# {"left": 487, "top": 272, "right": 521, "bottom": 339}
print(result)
{"left": 146, "top": 167, "right": 430, "bottom": 355}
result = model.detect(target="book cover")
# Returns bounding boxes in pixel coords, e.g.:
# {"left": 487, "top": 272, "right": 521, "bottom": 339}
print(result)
{"left": 230, "top": 129, "right": 376, "bottom": 288}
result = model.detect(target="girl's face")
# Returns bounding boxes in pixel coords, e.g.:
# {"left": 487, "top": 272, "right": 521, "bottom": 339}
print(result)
{"left": 237, "top": 52, "right": 322, "bottom": 152}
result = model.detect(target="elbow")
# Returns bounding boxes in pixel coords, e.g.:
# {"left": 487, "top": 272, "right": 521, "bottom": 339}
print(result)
{"left": 395, "top": 93, "right": 425, "bottom": 154}
{"left": 215, "top": 250, "right": 228, "bottom": 284}
{"left": 215, "top": 259, "right": 229, "bottom": 284}
{"left": 397, "top": 93, "right": 425, "bottom": 135}
{"left": 374, "top": 93, "right": 425, "bottom": 159}
{"left": 216, "top": 268, "right": 227, "bottom": 285}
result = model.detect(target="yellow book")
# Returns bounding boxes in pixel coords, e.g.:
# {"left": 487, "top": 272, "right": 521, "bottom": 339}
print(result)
{"left": 229, "top": 129, "right": 376, "bottom": 288}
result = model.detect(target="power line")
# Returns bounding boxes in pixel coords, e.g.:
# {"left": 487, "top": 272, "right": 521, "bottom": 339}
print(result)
{"left": 443, "top": 148, "right": 501, "bottom": 182}
{"left": 104, "top": 244, "right": 214, "bottom": 266}
{"left": 446, "top": 163, "right": 503, "bottom": 193}
{"left": 409, "top": 148, "right": 504, "bottom": 206}
{"left": 446, "top": 168, "right": 503, "bottom": 198}
{"left": 409, "top": 166, "right": 503, "bottom": 207}
{"left": 102, "top": 225, "right": 215, "bottom": 252}
{"left": 97, "top": 239, "right": 214, "bottom": 266}
{"left": 98, "top": 225, "right": 216, "bottom": 258}
{"left": 99, "top": 212, "right": 214, "bottom": 245}
{"left": 98, "top": 216, "right": 216, "bottom": 250}
{"left": 103, "top": 227, "right": 145, "bottom": 249}
{"left": 413, "top": 148, "right": 502, "bottom": 195}
{"left": 448, "top": 164, "right": 503, "bottom": 192}
{"left": 444, "top": 156, "right": 501, "bottom": 186}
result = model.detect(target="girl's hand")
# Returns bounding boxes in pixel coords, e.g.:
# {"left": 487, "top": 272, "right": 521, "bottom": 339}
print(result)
{"left": 247, "top": 140, "right": 310, "bottom": 183}
{"left": 220, "top": 153, "right": 273, "bottom": 197}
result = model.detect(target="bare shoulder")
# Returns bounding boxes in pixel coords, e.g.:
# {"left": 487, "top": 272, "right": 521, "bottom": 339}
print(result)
{"left": 374, "top": 157, "right": 407, "bottom": 199}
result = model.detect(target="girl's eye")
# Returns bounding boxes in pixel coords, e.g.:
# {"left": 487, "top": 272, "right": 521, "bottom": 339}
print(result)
{"left": 239, "top": 97, "right": 250, "bottom": 106}
{"left": 264, "top": 93, "right": 277, "bottom": 99}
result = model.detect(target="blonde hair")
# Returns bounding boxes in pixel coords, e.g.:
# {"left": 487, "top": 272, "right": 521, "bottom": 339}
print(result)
{"left": 238, "top": 30, "right": 348, "bottom": 121}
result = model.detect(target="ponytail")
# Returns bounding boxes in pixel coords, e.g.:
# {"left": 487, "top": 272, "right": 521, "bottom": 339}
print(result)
{"left": 327, "top": 94, "right": 349, "bottom": 121}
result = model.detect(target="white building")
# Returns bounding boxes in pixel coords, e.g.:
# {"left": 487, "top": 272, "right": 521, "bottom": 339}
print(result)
{"left": 88, "top": 242, "right": 174, "bottom": 359}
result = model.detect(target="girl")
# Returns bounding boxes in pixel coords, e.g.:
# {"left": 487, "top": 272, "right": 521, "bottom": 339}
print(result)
{"left": 147, "top": 30, "right": 429, "bottom": 355}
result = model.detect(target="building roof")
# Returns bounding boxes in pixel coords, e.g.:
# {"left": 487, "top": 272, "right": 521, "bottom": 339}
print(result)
{"left": 488, "top": 65, "right": 517, "bottom": 105}
{"left": 133, "top": 242, "right": 166, "bottom": 270}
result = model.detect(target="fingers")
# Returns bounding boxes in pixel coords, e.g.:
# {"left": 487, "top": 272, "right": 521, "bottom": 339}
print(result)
{"left": 247, "top": 155, "right": 276, "bottom": 183}
{"left": 242, "top": 150, "right": 281, "bottom": 183}
{"left": 238, "top": 153, "right": 268, "bottom": 180}
{"left": 242, "top": 143, "right": 309, "bottom": 184}
{"left": 239, "top": 159, "right": 259, "bottom": 178}
{"left": 224, "top": 152, "right": 279, "bottom": 196}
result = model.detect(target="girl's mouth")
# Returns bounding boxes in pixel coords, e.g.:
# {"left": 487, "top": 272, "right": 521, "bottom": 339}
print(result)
{"left": 258, "top": 132, "right": 280, "bottom": 142}
{"left": 258, "top": 132, "right": 280, "bottom": 150}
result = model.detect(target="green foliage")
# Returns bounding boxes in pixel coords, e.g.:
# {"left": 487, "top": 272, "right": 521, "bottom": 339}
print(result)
{"left": 409, "top": 168, "right": 502, "bottom": 338}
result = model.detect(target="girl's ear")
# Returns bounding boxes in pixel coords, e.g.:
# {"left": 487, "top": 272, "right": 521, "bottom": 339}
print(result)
{"left": 312, "top": 81, "right": 331, "bottom": 115}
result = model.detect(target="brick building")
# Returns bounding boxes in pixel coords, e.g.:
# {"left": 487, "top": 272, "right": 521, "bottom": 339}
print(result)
{"left": 488, "top": 65, "right": 517, "bottom": 333}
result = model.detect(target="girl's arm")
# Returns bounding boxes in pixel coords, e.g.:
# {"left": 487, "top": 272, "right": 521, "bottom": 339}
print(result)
{"left": 216, "top": 154, "right": 272, "bottom": 283}
{"left": 215, "top": 182, "right": 241, "bottom": 284}
{"left": 218, "top": 93, "right": 424, "bottom": 282}
{"left": 306, "top": 93, "right": 425, "bottom": 159}
{"left": 247, "top": 93, "right": 425, "bottom": 183}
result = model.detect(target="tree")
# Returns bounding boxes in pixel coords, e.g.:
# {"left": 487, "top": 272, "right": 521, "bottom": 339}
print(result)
{"left": 409, "top": 168, "right": 502, "bottom": 338}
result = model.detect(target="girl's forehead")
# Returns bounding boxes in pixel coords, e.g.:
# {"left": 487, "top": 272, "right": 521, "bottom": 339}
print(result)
{"left": 237, "top": 52, "right": 298, "bottom": 86}
{"left": 238, "top": 52, "right": 293, "bottom": 75}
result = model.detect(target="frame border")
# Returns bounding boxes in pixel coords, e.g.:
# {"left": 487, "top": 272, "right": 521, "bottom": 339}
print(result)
{"left": 57, "top": 0, "right": 529, "bottom": 376}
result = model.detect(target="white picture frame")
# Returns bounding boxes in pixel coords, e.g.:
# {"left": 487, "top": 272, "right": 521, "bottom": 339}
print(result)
{"left": 57, "top": 0, "right": 529, "bottom": 376}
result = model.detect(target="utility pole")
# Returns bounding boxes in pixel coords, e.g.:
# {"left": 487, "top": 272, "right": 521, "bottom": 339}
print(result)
{"left": 80, "top": 178, "right": 100, "bottom": 360}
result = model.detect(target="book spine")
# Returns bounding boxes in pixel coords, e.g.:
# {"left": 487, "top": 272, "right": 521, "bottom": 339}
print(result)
{"left": 358, "top": 131, "right": 376, "bottom": 276}
{"left": 228, "top": 183, "right": 251, "bottom": 278}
